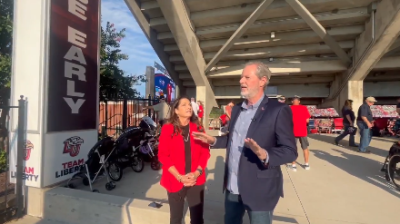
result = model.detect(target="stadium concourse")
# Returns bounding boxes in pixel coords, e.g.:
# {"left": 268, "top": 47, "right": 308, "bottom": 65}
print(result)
{"left": 11, "top": 132, "right": 399, "bottom": 224}
{"left": 127, "top": 0, "right": 400, "bottom": 129}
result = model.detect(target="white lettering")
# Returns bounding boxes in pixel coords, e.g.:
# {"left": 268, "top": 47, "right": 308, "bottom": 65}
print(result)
{"left": 65, "top": 61, "right": 87, "bottom": 81}
{"left": 68, "top": 0, "right": 88, "bottom": 21}
{"left": 68, "top": 26, "right": 87, "bottom": 48}
{"left": 67, "top": 80, "right": 85, "bottom": 97}
{"left": 64, "top": 98, "right": 85, "bottom": 114}
{"left": 64, "top": 45, "right": 87, "bottom": 65}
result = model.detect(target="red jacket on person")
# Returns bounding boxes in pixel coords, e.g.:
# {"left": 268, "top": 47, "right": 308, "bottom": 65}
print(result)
{"left": 158, "top": 122, "right": 211, "bottom": 193}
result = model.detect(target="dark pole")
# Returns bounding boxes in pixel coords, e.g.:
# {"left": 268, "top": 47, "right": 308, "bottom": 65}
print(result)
{"left": 122, "top": 98, "right": 128, "bottom": 130}
{"left": 147, "top": 94, "right": 152, "bottom": 118}
{"left": 16, "top": 95, "right": 26, "bottom": 218}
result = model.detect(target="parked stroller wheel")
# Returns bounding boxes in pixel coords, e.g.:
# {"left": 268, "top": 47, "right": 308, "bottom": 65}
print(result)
{"left": 108, "top": 162, "right": 123, "bottom": 181}
{"left": 131, "top": 155, "right": 144, "bottom": 173}
{"left": 105, "top": 181, "right": 116, "bottom": 191}
{"left": 82, "top": 177, "right": 89, "bottom": 186}
{"left": 92, "top": 189, "right": 99, "bottom": 193}
{"left": 151, "top": 156, "right": 161, "bottom": 170}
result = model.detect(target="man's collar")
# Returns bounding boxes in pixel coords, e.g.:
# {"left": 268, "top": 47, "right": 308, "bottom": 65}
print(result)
{"left": 242, "top": 95, "right": 265, "bottom": 109}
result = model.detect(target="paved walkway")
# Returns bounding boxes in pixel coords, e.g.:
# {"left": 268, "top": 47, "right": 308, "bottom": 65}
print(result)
{"left": 11, "top": 134, "right": 400, "bottom": 224}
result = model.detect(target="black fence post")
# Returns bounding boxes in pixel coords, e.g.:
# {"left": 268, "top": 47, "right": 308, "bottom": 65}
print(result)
{"left": 147, "top": 94, "right": 152, "bottom": 118}
{"left": 122, "top": 98, "right": 128, "bottom": 130}
{"left": 16, "top": 95, "right": 26, "bottom": 218}
{"left": 103, "top": 100, "right": 108, "bottom": 138}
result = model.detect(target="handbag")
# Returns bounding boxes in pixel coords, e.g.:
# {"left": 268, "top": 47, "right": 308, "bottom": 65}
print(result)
{"left": 348, "top": 126, "right": 357, "bottom": 135}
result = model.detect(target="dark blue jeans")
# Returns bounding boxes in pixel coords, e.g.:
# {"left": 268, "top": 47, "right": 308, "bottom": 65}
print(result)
{"left": 335, "top": 125, "right": 356, "bottom": 146}
{"left": 357, "top": 121, "right": 372, "bottom": 152}
{"left": 224, "top": 191, "right": 273, "bottom": 224}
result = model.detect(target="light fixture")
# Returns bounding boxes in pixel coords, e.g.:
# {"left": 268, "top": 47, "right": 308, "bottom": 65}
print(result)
{"left": 269, "top": 57, "right": 274, "bottom": 62}
{"left": 271, "top": 32, "right": 275, "bottom": 38}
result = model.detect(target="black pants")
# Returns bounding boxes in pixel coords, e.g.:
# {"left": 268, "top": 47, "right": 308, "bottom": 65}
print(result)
{"left": 167, "top": 184, "right": 205, "bottom": 224}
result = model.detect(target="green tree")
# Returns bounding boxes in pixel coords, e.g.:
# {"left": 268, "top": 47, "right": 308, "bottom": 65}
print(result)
{"left": 0, "top": 0, "right": 13, "bottom": 88}
{"left": 100, "top": 21, "right": 146, "bottom": 100}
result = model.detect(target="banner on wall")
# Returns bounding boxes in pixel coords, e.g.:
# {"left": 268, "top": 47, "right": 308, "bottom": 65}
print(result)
{"left": 155, "top": 73, "right": 176, "bottom": 103}
{"left": 47, "top": 0, "right": 100, "bottom": 132}
{"left": 43, "top": 0, "right": 100, "bottom": 186}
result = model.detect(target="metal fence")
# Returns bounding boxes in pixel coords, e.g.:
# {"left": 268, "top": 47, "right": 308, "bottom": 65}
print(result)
{"left": 99, "top": 95, "right": 159, "bottom": 137}
{"left": 0, "top": 95, "right": 27, "bottom": 223}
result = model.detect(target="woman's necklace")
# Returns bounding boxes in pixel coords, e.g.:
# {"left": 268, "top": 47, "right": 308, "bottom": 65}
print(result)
{"left": 183, "top": 125, "right": 190, "bottom": 142}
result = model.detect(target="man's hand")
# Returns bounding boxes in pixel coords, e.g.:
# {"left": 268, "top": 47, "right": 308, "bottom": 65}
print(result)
{"left": 244, "top": 138, "right": 268, "bottom": 160}
{"left": 192, "top": 132, "right": 216, "bottom": 145}
{"left": 367, "top": 122, "right": 373, "bottom": 129}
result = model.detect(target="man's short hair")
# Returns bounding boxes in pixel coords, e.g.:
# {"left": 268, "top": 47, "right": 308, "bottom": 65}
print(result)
{"left": 292, "top": 95, "right": 301, "bottom": 100}
{"left": 244, "top": 61, "right": 272, "bottom": 80}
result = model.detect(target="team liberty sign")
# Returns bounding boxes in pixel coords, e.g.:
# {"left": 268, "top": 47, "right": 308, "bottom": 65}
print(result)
{"left": 56, "top": 136, "right": 85, "bottom": 178}
{"left": 47, "top": 0, "right": 99, "bottom": 132}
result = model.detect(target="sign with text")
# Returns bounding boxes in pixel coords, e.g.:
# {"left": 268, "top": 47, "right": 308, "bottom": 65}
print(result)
{"left": 47, "top": 0, "right": 100, "bottom": 132}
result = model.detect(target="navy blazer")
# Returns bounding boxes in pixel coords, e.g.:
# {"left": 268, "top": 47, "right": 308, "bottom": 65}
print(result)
{"left": 213, "top": 96, "right": 298, "bottom": 211}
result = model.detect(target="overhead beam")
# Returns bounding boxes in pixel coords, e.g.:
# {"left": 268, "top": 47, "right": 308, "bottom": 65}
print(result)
{"left": 284, "top": 0, "right": 352, "bottom": 65}
{"left": 123, "top": 0, "right": 183, "bottom": 89}
{"left": 165, "top": 25, "right": 364, "bottom": 53}
{"left": 204, "top": 0, "right": 275, "bottom": 73}
{"left": 207, "top": 56, "right": 400, "bottom": 79}
{"left": 170, "top": 41, "right": 354, "bottom": 63}
{"left": 151, "top": 0, "right": 372, "bottom": 29}
{"left": 158, "top": 7, "right": 369, "bottom": 42}
{"left": 321, "top": 0, "right": 400, "bottom": 105}
{"left": 385, "top": 38, "right": 400, "bottom": 56}
{"left": 156, "top": 0, "right": 217, "bottom": 116}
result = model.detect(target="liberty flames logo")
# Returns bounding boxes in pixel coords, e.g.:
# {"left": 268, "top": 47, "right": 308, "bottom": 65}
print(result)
{"left": 24, "top": 140, "right": 34, "bottom": 161}
{"left": 63, "top": 136, "right": 84, "bottom": 157}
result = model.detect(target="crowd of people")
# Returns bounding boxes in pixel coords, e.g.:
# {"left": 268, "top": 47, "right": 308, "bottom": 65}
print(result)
{"left": 147, "top": 61, "right": 395, "bottom": 224}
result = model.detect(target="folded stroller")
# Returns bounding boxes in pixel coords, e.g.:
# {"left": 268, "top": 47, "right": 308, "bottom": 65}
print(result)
{"left": 65, "top": 136, "right": 116, "bottom": 192}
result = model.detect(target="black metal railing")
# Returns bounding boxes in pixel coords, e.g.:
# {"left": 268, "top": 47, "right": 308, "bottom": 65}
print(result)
{"left": 0, "top": 95, "right": 27, "bottom": 223}
{"left": 99, "top": 95, "right": 159, "bottom": 137}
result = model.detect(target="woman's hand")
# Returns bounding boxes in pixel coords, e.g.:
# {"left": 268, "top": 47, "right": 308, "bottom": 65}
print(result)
{"left": 183, "top": 172, "right": 199, "bottom": 187}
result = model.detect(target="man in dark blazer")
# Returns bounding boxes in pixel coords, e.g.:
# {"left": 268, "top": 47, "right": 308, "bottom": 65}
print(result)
{"left": 193, "top": 62, "right": 298, "bottom": 224}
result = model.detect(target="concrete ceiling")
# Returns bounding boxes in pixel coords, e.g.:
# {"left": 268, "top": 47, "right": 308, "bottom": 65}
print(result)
{"left": 136, "top": 0, "right": 400, "bottom": 90}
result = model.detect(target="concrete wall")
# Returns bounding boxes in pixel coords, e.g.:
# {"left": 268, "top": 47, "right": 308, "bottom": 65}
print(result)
{"left": 364, "top": 81, "right": 400, "bottom": 96}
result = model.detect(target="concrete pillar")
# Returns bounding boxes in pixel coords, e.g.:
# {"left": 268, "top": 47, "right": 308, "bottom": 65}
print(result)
{"left": 145, "top": 66, "right": 155, "bottom": 97}
{"left": 10, "top": 0, "right": 100, "bottom": 193}
{"left": 339, "top": 81, "right": 364, "bottom": 119}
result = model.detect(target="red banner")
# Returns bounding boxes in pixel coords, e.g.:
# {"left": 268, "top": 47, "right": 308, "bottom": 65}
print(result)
{"left": 47, "top": 0, "right": 100, "bottom": 132}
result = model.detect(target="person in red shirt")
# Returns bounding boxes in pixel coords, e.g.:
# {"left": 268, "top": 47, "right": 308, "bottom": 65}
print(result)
{"left": 290, "top": 95, "right": 311, "bottom": 171}
{"left": 167, "top": 83, "right": 172, "bottom": 103}
{"left": 197, "top": 101, "right": 204, "bottom": 125}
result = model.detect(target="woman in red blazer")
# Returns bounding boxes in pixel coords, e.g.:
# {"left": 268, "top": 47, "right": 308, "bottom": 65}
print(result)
{"left": 158, "top": 96, "right": 211, "bottom": 224}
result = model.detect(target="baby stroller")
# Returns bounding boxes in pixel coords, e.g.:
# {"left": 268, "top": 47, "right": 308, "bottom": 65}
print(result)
{"left": 380, "top": 141, "right": 400, "bottom": 190}
{"left": 65, "top": 136, "right": 116, "bottom": 192}
{"left": 137, "top": 116, "right": 161, "bottom": 170}
{"left": 106, "top": 126, "right": 145, "bottom": 182}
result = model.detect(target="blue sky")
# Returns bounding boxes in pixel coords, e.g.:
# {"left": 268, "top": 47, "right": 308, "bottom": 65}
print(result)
{"left": 101, "top": 0, "right": 163, "bottom": 96}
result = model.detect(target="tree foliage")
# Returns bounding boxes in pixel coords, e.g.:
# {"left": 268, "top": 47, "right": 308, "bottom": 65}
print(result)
{"left": 100, "top": 21, "right": 146, "bottom": 100}
{"left": 0, "top": 0, "right": 13, "bottom": 88}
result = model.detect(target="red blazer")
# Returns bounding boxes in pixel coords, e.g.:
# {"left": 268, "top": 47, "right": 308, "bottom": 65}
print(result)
{"left": 158, "top": 122, "right": 210, "bottom": 192}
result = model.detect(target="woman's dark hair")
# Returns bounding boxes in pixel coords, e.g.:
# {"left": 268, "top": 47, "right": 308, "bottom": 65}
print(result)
{"left": 343, "top": 99, "right": 353, "bottom": 111}
{"left": 167, "top": 96, "right": 203, "bottom": 136}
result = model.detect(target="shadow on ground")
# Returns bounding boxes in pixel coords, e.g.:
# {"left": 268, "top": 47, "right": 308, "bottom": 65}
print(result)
{"left": 310, "top": 148, "right": 400, "bottom": 199}
{"left": 308, "top": 134, "right": 389, "bottom": 157}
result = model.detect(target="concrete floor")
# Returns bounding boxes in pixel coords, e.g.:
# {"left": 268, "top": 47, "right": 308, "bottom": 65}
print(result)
{"left": 10, "top": 134, "right": 400, "bottom": 224}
